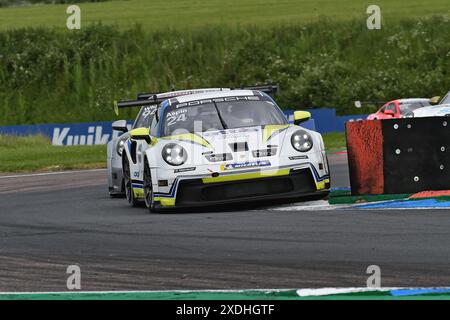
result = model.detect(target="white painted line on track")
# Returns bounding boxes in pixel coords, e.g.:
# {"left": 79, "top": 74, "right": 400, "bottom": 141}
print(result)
{"left": 269, "top": 200, "right": 450, "bottom": 211}
{"left": 269, "top": 200, "right": 350, "bottom": 211}
{"left": 353, "top": 206, "right": 450, "bottom": 210}
{"left": 0, "top": 289, "right": 295, "bottom": 295}
{"left": 0, "top": 169, "right": 107, "bottom": 179}
{"left": 297, "top": 287, "right": 398, "bottom": 297}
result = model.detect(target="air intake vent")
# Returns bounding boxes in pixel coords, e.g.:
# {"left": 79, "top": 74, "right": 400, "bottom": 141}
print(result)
{"left": 229, "top": 142, "right": 248, "bottom": 152}
{"left": 253, "top": 148, "right": 277, "bottom": 157}
{"left": 204, "top": 153, "right": 233, "bottom": 162}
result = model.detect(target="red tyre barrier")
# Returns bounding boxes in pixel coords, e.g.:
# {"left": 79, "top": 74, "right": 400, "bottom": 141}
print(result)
{"left": 346, "top": 120, "right": 384, "bottom": 195}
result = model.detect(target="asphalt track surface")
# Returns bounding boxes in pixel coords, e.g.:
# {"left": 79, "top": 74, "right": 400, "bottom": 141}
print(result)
{"left": 1, "top": 154, "right": 450, "bottom": 292}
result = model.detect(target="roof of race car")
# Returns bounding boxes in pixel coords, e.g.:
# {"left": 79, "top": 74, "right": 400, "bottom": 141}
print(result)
{"left": 171, "top": 89, "right": 257, "bottom": 104}
{"left": 397, "top": 98, "right": 430, "bottom": 103}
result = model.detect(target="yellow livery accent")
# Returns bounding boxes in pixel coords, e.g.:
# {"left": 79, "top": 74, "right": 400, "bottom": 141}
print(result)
{"left": 133, "top": 188, "right": 144, "bottom": 198}
{"left": 202, "top": 169, "right": 290, "bottom": 184}
{"left": 315, "top": 179, "right": 330, "bottom": 190}
{"left": 154, "top": 197, "right": 176, "bottom": 207}
{"left": 162, "top": 133, "right": 212, "bottom": 149}
{"left": 293, "top": 111, "right": 311, "bottom": 124}
{"left": 129, "top": 127, "right": 154, "bottom": 145}
{"left": 129, "top": 127, "right": 150, "bottom": 138}
{"left": 149, "top": 137, "right": 158, "bottom": 146}
{"left": 263, "top": 125, "right": 289, "bottom": 144}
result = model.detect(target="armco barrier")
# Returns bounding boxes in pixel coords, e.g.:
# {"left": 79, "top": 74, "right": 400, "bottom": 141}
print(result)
{"left": 0, "top": 109, "right": 368, "bottom": 146}
{"left": 346, "top": 117, "right": 450, "bottom": 195}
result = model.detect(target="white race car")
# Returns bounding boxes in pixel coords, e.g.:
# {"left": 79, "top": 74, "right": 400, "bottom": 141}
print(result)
{"left": 412, "top": 104, "right": 450, "bottom": 118}
{"left": 411, "top": 91, "right": 450, "bottom": 118}
{"left": 119, "top": 88, "right": 330, "bottom": 212}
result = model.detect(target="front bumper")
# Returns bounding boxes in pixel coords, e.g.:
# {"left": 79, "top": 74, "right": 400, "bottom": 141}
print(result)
{"left": 153, "top": 168, "right": 330, "bottom": 210}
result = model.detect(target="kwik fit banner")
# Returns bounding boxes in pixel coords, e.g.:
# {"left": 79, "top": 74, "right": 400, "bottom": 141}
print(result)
{"left": 0, "top": 121, "right": 132, "bottom": 146}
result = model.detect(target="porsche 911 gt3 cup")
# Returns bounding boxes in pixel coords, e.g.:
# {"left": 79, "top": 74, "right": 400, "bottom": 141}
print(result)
{"left": 119, "top": 87, "right": 330, "bottom": 212}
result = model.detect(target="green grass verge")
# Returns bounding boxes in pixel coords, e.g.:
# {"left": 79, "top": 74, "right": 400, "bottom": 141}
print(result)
{"left": 0, "top": 0, "right": 448, "bottom": 31}
{"left": 1, "top": 290, "right": 450, "bottom": 300}
{"left": 0, "top": 135, "right": 106, "bottom": 173}
{"left": 328, "top": 188, "right": 411, "bottom": 205}
{"left": 323, "top": 132, "right": 346, "bottom": 152}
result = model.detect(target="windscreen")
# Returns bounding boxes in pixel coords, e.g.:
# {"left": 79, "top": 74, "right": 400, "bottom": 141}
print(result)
{"left": 441, "top": 92, "right": 450, "bottom": 105}
{"left": 133, "top": 105, "right": 158, "bottom": 129}
{"left": 163, "top": 96, "right": 287, "bottom": 136}
{"left": 399, "top": 102, "right": 430, "bottom": 115}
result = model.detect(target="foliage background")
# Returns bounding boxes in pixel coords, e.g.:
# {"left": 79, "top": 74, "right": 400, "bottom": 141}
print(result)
{"left": 0, "top": 0, "right": 449, "bottom": 125}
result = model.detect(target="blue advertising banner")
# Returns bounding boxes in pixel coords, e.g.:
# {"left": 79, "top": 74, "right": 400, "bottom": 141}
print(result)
{"left": 284, "top": 109, "right": 367, "bottom": 133}
{"left": 0, "top": 109, "right": 367, "bottom": 146}
{"left": 0, "top": 121, "right": 133, "bottom": 146}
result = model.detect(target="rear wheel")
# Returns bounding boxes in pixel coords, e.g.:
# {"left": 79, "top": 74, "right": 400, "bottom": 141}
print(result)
{"left": 123, "top": 156, "right": 140, "bottom": 207}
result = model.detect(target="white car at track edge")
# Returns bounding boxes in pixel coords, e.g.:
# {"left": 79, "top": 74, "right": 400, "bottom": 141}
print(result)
{"left": 411, "top": 91, "right": 450, "bottom": 118}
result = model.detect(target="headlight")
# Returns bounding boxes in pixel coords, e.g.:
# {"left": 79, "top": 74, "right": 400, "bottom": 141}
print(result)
{"left": 116, "top": 139, "right": 126, "bottom": 156}
{"left": 291, "top": 130, "right": 313, "bottom": 152}
{"left": 162, "top": 143, "right": 187, "bottom": 166}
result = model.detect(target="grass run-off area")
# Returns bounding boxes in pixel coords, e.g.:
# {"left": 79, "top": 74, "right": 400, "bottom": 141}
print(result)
{"left": 0, "top": 133, "right": 345, "bottom": 173}
{"left": 0, "top": 0, "right": 449, "bottom": 31}
{"left": 0, "top": 135, "right": 106, "bottom": 172}
{"left": 323, "top": 132, "right": 346, "bottom": 152}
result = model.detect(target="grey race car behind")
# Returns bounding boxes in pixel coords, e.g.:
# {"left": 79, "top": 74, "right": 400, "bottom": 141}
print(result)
{"left": 107, "top": 105, "right": 158, "bottom": 197}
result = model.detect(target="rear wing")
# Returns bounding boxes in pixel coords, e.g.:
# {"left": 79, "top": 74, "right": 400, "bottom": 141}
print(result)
{"left": 136, "top": 88, "right": 231, "bottom": 101}
{"left": 136, "top": 84, "right": 279, "bottom": 101}
{"left": 354, "top": 100, "right": 387, "bottom": 108}
{"left": 237, "top": 84, "right": 279, "bottom": 96}
{"left": 113, "top": 89, "right": 230, "bottom": 115}
{"left": 114, "top": 90, "right": 210, "bottom": 111}
{"left": 114, "top": 84, "right": 280, "bottom": 113}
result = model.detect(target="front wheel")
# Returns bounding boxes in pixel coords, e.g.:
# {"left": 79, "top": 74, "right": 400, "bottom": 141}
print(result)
{"left": 123, "top": 156, "right": 141, "bottom": 207}
{"left": 143, "top": 159, "right": 157, "bottom": 213}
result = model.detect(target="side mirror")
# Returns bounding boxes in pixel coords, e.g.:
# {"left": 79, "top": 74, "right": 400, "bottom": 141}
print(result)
{"left": 293, "top": 111, "right": 311, "bottom": 125}
{"left": 384, "top": 109, "right": 395, "bottom": 116}
{"left": 129, "top": 127, "right": 152, "bottom": 144}
{"left": 112, "top": 120, "right": 128, "bottom": 133}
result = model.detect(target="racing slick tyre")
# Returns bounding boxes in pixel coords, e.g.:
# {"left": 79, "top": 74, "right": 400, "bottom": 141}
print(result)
{"left": 123, "top": 156, "right": 141, "bottom": 207}
{"left": 143, "top": 159, "right": 159, "bottom": 213}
